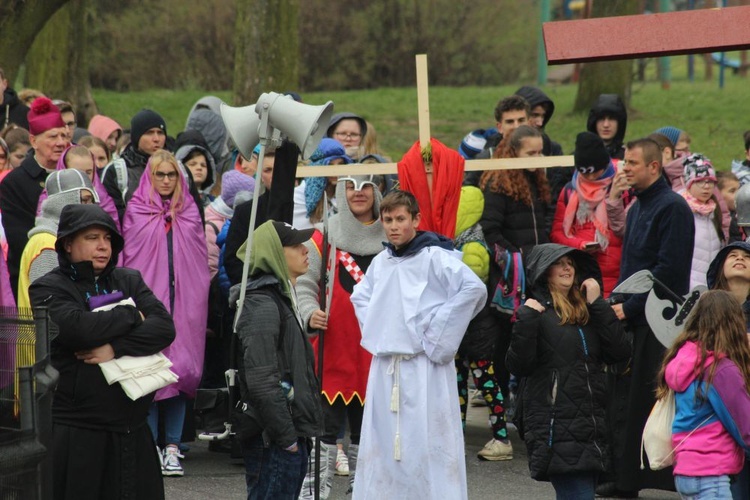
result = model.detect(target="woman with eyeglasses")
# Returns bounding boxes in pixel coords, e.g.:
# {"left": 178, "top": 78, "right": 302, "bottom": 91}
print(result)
{"left": 121, "top": 149, "right": 210, "bottom": 478}
{"left": 551, "top": 132, "right": 625, "bottom": 297}
{"left": 681, "top": 154, "right": 726, "bottom": 290}
{"left": 326, "top": 112, "right": 367, "bottom": 153}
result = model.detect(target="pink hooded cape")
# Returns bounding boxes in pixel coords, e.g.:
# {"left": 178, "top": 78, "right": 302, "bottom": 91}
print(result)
{"left": 121, "top": 161, "right": 209, "bottom": 400}
{"left": 87, "top": 114, "right": 122, "bottom": 144}
{"left": 36, "top": 146, "right": 121, "bottom": 228}
{"left": 0, "top": 245, "right": 16, "bottom": 392}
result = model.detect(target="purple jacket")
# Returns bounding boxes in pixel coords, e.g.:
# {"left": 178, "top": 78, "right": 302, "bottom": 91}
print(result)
{"left": 665, "top": 341, "right": 750, "bottom": 476}
{"left": 121, "top": 159, "right": 209, "bottom": 400}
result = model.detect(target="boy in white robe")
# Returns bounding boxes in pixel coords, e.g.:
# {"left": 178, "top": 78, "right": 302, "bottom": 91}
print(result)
{"left": 350, "top": 190, "right": 486, "bottom": 500}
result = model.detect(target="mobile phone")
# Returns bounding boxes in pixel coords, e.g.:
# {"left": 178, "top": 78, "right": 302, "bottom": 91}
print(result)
{"left": 584, "top": 242, "right": 601, "bottom": 250}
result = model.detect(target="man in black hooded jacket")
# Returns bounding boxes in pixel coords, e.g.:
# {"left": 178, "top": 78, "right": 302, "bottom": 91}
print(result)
{"left": 515, "top": 85, "right": 570, "bottom": 201}
{"left": 587, "top": 94, "right": 628, "bottom": 160}
{"left": 30, "top": 204, "right": 175, "bottom": 500}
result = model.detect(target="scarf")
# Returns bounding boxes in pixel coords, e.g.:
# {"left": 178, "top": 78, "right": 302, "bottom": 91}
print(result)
{"left": 682, "top": 190, "right": 716, "bottom": 217}
{"left": 121, "top": 162, "right": 210, "bottom": 400}
{"left": 562, "top": 163, "right": 615, "bottom": 249}
{"left": 397, "top": 139, "right": 464, "bottom": 239}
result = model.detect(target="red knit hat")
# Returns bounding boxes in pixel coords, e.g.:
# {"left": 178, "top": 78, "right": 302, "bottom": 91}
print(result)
{"left": 27, "top": 97, "right": 65, "bottom": 136}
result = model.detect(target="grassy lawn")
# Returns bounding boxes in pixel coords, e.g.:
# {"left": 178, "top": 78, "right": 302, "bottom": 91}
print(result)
{"left": 93, "top": 60, "right": 750, "bottom": 170}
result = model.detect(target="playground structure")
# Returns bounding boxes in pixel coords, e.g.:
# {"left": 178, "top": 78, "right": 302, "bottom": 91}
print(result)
{"left": 540, "top": 0, "right": 750, "bottom": 89}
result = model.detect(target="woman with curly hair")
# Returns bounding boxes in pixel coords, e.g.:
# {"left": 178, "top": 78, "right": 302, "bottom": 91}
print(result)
{"left": 478, "top": 124, "right": 553, "bottom": 429}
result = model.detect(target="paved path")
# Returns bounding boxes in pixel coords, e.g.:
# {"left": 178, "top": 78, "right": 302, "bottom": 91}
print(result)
{"left": 165, "top": 403, "right": 679, "bottom": 500}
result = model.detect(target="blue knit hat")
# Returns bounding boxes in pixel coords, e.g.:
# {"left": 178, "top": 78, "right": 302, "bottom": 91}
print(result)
{"left": 654, "top": 126, "right": 682, "bottom": 148}
{"left": 305, "top": 138, "right": 352, "bottom": 217}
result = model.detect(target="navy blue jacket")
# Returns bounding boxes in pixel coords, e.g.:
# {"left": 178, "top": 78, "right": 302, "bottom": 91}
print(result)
{"left": 619, "top": 176, "right": 694, "bottom": 325}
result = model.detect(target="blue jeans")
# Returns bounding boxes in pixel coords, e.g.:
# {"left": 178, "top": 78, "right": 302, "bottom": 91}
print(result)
{"left": 147, "top": 395, "right": 186, "bottom": 446}
{"left": 241, "top": 434, "right": 308, "bottom": 500}
{"left": 548, "top": 472, "right": 597, "bottom": 500}
{"left": 675, "top": 474, "right": 732, "bottom": 499}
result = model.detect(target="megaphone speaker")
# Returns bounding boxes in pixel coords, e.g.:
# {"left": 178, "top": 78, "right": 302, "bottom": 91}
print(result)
{"left": 220, "top": 103, "right": 261, "bottom": 160}
{"left": 255, "top": 92, "right": 334, "bottom": 160}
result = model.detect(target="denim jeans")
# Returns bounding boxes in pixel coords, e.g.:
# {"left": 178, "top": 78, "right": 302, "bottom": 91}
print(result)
{"left": 242, "top": 434, "right": 308, "bottom": 500}
{"left": 548, "top": 472, "right": 597, "bottom": 500}
{"left": 675, "top": 474, "right": 732, "bottom": 499}
{"left": 147, "top": 395, "right": 186, "bottom": 446}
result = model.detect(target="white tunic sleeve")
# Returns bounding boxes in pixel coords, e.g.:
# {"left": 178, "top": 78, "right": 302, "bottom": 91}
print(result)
{"left": 420, "top": 250, "right": 487, "bottom": 365}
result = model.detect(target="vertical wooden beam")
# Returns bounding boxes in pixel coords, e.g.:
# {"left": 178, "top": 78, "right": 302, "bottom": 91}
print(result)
{"left": 415, "top": 54, "right": 431, "bottom": 153}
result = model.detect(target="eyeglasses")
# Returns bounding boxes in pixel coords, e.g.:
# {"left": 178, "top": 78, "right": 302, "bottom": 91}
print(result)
{"left": 334, "top": 132, "right": 361, "bottom": 139}
{"left": 695, "top": 179, "right": 716, "bottom": 187}
{"left": 154, "top": 171, "right": 178, "bottom": 180}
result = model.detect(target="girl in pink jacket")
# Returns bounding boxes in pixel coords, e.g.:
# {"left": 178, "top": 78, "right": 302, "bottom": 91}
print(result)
{"left": 657, "top": 290, "right": 750, "bottom": 499}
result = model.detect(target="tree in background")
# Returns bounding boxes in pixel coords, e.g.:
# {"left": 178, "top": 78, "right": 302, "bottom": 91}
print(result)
{"left": 232, "top": 0, "right": 300, "bottom": 104}
{"left": 0, "top": 0, "right": 69, "bottom": 83}
{"left": 572, "top": 0, "right": 640, "bottom": 113}
{"left": 25, "top": 0, "right": 98, "bottom": 125}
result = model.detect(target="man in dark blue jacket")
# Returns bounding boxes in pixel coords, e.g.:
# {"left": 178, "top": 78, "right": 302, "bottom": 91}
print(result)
{"left": 604, "top": 137, "right": 694, "bottom": 497}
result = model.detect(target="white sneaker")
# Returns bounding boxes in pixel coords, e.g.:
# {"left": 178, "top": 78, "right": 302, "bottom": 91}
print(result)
{"left": 335, "top": 448, "right": 350, "bottom": 476}
{"left": 477, "top": 438, "right": 513, "bottom": 461}
{"left": 162, "top": 445, "right": 184, "bottom": 476}
{"left": 470, "top": 389, "right": 486, "bottom": 407}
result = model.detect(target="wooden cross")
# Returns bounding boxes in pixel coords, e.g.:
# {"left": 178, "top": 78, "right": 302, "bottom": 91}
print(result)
{"left": 295, "top": 54, "right": 574, "bottom": 178}
{"left": 543, "top": 5, "right": 750, "bottom": 64}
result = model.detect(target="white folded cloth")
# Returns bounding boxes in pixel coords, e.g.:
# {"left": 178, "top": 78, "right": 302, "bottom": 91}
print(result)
{"left": 94, "top": 298, "right": 178, "bottom": 400}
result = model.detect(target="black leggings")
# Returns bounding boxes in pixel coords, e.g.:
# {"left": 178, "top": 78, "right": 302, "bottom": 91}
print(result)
{"left": 320, "top": 397, "right": 363, "bottom": 446}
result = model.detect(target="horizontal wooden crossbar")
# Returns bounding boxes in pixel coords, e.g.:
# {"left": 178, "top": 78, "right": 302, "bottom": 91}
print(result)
{"left": 543, "top": 6, "right": 750, "bottom": 65}
{"left": 295, "top": 155, "right": 574, "bottom": 177}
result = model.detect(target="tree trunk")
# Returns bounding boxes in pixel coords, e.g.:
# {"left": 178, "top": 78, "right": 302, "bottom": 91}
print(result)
{"left": 232, "top": 0, "right": 300, "bottom": 105}
{"left": 572, "top": 0, "right": 640, "bottom": 113}
{"left": 0, "top": 0, "right": 70, "bottom": 84}
{"left": 25, "top": 0, "right": 98, "bottom": 125}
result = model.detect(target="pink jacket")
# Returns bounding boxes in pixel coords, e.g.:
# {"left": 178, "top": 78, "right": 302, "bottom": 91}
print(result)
{"left": 665, "top": 341, "right": 750, "bottom": 476}
{"left": 204, "top": 204, "right": 228, "bottom": 279}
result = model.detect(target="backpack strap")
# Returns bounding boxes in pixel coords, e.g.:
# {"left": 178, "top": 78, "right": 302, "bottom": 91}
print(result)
{"left": 101, "top": 157, "right": 129, "bottom": 202}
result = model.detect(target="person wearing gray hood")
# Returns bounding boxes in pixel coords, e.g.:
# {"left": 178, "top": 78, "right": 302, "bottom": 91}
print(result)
{"left": 506, "top": 243, "right": 630, "bottom": 500}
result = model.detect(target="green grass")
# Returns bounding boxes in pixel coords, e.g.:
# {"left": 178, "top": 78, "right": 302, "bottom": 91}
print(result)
{"left": 93, "top": 64, "right": 750, "bottom": 170}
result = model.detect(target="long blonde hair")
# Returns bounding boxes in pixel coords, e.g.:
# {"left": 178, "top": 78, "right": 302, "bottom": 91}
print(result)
{"left": 656, "top": 290, "right": 750, "bottom": 401}
{"left": 549, "top": 285, "right": 590, "bottom": 326}
{"left": 148, "top": 149, "right": 184, "bottom": 218}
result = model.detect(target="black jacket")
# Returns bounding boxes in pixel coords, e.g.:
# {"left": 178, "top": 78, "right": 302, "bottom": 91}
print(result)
{"left": 506, "top": 244, "right": 630, "bottom": 481}
{"left": 480, "top": 173, "right": 553, "bottom": 306}
{"left": 29, "top": 205, "right": 175, "bottom": 432}
{"left": 1, "top": 87, "right": 30, "bottom": 129}
{"left": 586, "top": 94, "right": 628, "bottom": 160}
{"left": 0, "top": 152, "right": 49, "bottom": 298}
{"left": 234, "top": 275, "right": 323, "bottom": 447}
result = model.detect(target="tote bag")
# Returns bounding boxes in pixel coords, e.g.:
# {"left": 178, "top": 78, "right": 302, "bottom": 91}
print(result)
{"left": 641, "top": 389, "right": 712, "bottom": 471}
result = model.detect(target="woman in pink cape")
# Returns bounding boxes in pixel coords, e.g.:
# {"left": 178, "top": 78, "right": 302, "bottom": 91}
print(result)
{"left": 121, "top": 149, "right": 209, "bottom": 477}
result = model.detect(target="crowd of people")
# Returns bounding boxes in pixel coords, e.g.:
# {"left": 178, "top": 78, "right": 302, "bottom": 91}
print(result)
{"left": 2, "top": 64, "right": 750, "bottom": 500}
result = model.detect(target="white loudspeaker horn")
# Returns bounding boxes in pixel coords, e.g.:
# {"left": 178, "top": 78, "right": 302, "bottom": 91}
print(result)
{"left": 220, "top": 103, "right": 261, "bottom": 160}
{"left": 255, "top": 92, "right": 334, "bottom": 160}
